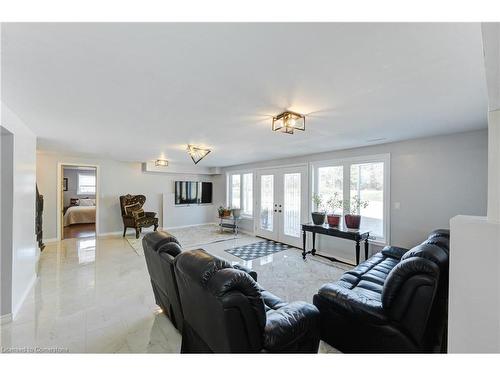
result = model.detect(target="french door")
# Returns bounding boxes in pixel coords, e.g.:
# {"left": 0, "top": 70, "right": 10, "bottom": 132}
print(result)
{"left": 255, "top": 165, "right": 308, "bottom": 248}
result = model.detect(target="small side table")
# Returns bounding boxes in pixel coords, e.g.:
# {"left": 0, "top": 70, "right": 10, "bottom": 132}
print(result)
{"left": 219, "top": 216, "right": 239, "bottom": 235}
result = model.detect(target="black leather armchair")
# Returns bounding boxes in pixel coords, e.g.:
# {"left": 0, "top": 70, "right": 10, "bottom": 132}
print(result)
{"left": 313, "top": 229, "right": 450, "bottom": 353}
{"left": 143, "top": 231, "right": 184, "bottom": 331}
{"left": 142, "top": 231, "right": 257, "bottom": 333}
{"left": 174, "top": 249, "right": 321, "bottom": 353}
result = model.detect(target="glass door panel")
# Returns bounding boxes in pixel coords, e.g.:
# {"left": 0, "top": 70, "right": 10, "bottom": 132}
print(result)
{"left": 259, "top": 175, "right": 274, "bottom": 232}
{"left": 283, "top": 173, "right": 301, "bottom": 238}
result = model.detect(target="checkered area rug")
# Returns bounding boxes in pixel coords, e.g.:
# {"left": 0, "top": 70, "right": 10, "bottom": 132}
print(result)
{"left": 225, "top": 240, "right": 291, "bottom": 261}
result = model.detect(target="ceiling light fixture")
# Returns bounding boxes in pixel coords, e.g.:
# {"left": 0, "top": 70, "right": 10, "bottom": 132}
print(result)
{"left": 187, "top": 145, "right": 211, "bottom": 164}
{"left": 155, "top": 159, "right": 169, "bottom": 167}
{"left": 272, "top": 110, "right": 306, "bottom": 134}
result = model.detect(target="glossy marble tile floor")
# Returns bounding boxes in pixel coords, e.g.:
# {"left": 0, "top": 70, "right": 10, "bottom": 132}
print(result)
{"left": 1, "top": 233, "right": 348, "bottom": 353}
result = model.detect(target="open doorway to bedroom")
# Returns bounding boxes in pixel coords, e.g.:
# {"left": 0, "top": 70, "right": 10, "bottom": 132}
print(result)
{"left": 59, "top": 164, "right": 98, "bottom": 239}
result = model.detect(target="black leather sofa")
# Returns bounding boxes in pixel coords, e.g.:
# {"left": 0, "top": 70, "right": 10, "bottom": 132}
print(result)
{"left": 143, "top": 231, "right": 185, "bottom": 331}
{"left": 143, "top": 231, "right": 259, "bottom": 333}
{"left": 174, "top": 249, "right": 321, "bottom": 353}
{"left": 313, "top": 229, "right": 450, "bottom": 353}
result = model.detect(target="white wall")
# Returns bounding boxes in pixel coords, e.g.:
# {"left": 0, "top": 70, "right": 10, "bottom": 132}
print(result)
{"left": 37, "top": 152, "right": 224, "bottom": 239}
{"left": 1, "top": 103, "right": 38, "bottom": 318}
{"left": 222, "top": 130, "right": 488, "bottom": 262}
{"left": 1, "top": 127, "right": 14, "bottom": 317}
{"left": 448, "top": 23, "right": 500, "bottom": 353}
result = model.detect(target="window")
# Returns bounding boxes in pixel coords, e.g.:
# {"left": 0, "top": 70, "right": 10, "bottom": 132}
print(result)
{"left": 350, "top": 162, "right": 384, "bottom": 238}
{"left": 313, "top": 155, "right": 389, "bottom": 242}
{"left": 228, "top": 172, "right": 254, "bottom": 217}
{"left": 242, "top": 173, "right": 253, "bottom": 216}
{"left": 230, "top": 174, "right": 241, "bottom": 209}
{"left": 77, "top": 173, "right": 96, "bottom": 194}
{"left": 317, "top": 165, "right": 343, "bottom": 214}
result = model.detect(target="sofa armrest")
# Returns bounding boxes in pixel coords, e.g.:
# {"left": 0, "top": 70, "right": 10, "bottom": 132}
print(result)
{"left": 316, "top": 283, "right": 387, "bottom": 323}
{"left": 263, "top": 301, "right": 320, "bottom": 353}
{"left": 233, "top": 264, "right": 257, "bottom": 281}
{"left": 144, "top": 211, "right": 157, "bottom": 218}
{"left": 381, "top": 246, "right": 408, "bottom": 260}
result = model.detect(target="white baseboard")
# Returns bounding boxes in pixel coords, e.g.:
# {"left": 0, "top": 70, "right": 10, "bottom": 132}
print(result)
{"left": 98, "top": 231, "right": 122, "bottom": 237}
{"left": 162, "top": 222, "right": 216, "bottom": 230}
{"left": 43, "top": 237, "right": 58, "bottom": 243}
{"left": 12, "top": 273, "right": 37, "bottom": 320}
{"left": 1, "top": 313, "right": 12, "bottom": 325}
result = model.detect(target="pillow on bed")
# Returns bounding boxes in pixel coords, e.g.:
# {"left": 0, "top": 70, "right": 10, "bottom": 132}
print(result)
{"left": 79, "top": 198, "right": 95, "bottom": 206}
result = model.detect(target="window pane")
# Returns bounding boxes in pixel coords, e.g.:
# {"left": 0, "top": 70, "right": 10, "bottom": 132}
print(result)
{"left": 78, "top": 174, "right": 96, "bottom": 194}
{"left": 350, "top": 162, "right": 384, "bottom": 238}
{"left": 317, "top": 166, "right": 343, "bottom": 214}
{"left": 260, "top": 175, "right": 273, "bottom": 231}
{"left": 283, "top": 173, "right": 300, "bottom": 237}
{"left": 242, "top": 173, "right": 253, "bottom": 216}
{"left": 230, "top": 174, "right": 241, "bottom": 209}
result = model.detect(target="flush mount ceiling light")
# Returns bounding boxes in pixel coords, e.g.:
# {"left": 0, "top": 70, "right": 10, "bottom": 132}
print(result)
{"left": 272, "top": 110, "right": 306, "bottom": 134}
{"left": 155, "top": 159, "right": 169, "bottom": 167}
{"left": 187, "top": 145, "right": 211, "bottom": 164}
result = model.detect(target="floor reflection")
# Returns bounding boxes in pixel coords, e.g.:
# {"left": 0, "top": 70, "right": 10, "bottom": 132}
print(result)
{"left": 77, "top": 237, "right": 96, "bottom": 264}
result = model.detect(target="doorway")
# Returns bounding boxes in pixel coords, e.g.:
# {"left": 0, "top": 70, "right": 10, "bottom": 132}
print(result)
{"left": 255, "top": 165, "right": 308, "bottom": 248}
{"left": 58, "top": 164, "right": 98, "bottom": 240}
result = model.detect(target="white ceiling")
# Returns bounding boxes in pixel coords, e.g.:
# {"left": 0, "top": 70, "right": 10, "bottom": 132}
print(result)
{"left": 1, "top": 23, "right": 488, "bottom": 167}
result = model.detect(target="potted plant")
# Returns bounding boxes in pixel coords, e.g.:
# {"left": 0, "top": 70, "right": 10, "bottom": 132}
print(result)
{"left": 344, "top": 195, "right": 369, "bottom": 229}
{"left": 231, "top": 208, "right": 241, "bottom": 219}
{"left": 218, "top": 206, "right": 232, "bottom": 218}
{"left": 311, "top": 193, "right": 326, "bottom": 225}
{"left": 326, "top": 192, "right": 343, "bottom": 227}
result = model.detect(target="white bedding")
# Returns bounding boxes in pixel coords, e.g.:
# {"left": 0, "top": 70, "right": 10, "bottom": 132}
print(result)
{"left": 64, "top": 205, "right": 96, "bottom": 226}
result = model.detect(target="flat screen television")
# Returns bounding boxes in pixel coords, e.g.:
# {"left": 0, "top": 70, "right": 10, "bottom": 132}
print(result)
{"left": 175, "top": 181, "right": 212, "bottom": 205}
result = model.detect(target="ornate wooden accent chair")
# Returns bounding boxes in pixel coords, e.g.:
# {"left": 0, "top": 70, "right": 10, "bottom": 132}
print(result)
{"left": 120, "top": 194, "right": 159, "bottom": 239}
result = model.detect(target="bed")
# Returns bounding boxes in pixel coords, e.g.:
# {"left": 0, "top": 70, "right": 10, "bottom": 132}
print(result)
{"left": 63, "top": 205, "right": 96, "bottom": 227}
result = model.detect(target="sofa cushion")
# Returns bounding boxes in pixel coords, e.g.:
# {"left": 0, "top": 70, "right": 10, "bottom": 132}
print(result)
{"left": 263, "top": 301, "right": 320, "bottom": 352}
{"left": 382, "top": 257, "right": 440, "bottom": 308}
{"left": 428, "top": 229, "right": 450, "bottom": 239}
{"left": 317, "top": 283, "right": 387, "bottom": 323}
{"left": 400, "top": 243, "right": 448, "bottom": 269}
{"left": 381, "top": 246, "right": 409, "bottom": 259}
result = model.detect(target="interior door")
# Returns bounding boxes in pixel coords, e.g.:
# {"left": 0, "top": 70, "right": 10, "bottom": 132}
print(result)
{"left": 256, "top": 166, "right": 308, "bottom": 247}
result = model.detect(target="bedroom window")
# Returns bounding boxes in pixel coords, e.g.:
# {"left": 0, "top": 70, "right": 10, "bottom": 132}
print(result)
{"left": 77, "top": 174, "right": 96, "bottom": 194}
{"left": 228, "top": 172, "right": 254, "bottom": 217}
{"left": 312, "top": 154, "right": 390, "bottom": 243}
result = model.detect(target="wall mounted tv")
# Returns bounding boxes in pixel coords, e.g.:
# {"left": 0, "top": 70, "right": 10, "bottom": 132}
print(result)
{"left": 175, "top": 181, "right": 213, "bottom": 205}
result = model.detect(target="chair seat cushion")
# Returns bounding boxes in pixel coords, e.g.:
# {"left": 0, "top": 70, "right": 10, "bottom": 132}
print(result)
{"left": 136, "top": 216, "right": 159, "bottom": 226}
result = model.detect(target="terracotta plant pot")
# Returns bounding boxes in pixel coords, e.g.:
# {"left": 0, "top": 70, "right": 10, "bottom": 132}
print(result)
{"left": 344, "top": 214, "right": 361, "bottom": 229}
{"left": 311, "top": 212, "right": 326, "bottom": 225}
{"left": 327, "top": 214, "right": 341, "bottom": 227}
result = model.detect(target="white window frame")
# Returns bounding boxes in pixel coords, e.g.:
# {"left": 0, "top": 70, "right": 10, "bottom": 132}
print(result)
{"left": 77, "top": 173, "right": 96, "bottom": 195}
{"left": 227, "top": 171, "right": 254, "bottom": 218}
{"left": 311, "top": 154, "right": 391, "bottom": 244}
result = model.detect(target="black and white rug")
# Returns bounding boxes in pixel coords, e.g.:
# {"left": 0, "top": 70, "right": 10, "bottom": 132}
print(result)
{"left": 225, "top": 240, "right": 292, "bottom": 261}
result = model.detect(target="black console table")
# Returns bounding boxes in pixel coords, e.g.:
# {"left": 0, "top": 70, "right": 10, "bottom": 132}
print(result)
{"left": 302, "top": 223, "right": 370, "bottom": 266}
